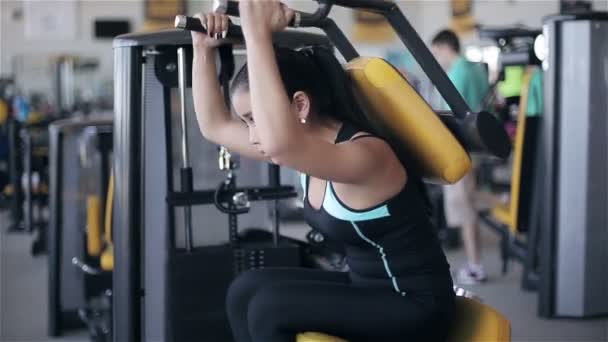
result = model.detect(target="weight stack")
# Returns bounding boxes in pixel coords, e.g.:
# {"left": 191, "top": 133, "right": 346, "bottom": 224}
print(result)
{"left": 170, "top": 242, "right": 301, "bottom": 342}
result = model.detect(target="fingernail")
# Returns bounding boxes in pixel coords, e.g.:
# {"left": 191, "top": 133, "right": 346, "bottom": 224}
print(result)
{"left": 222, "top": 30, "right": 227, "bottom": 39}
{"left": 202, "top": 23, "right": 207, "bottom": 31}
{"left": 215, "top": 33, "right": 220, "bottom": 40}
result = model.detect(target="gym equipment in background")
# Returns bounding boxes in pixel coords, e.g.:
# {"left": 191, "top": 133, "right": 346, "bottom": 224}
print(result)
{"left": 47, "top": 117, "right": 113, "bottom": 338}
{"left": 479, "top": 68, "right": 541, "bottom": 291}
{"left": 477, "top": 25, "right": 542, "bottom": 120}
{"left": 5, "top": 117, "right": 51, "bottom": 253}
{"left": 538, "top": 11, "right": 608, "bottom": 318}
{"left": 475, "top": 26, "right": 545, "bottom": 292}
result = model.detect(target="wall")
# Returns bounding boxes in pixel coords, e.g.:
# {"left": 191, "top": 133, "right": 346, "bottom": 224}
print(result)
{"left": 2, "top": 0, "right": 606, "bottom": 101}
{"left": 0, "top": 0, "right": 144, "bottom": 102}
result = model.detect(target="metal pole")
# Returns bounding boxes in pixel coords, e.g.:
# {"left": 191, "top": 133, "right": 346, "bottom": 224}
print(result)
{"left": 177, "top": 47, "right": 193, "bottom": 252}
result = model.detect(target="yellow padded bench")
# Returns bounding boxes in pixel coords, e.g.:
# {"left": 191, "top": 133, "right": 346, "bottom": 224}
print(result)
{"left": 346, "top": 57, "right": 471, "bottom": 184}
{"left": 296, "top": 296, "right": 511, "bottom": 342}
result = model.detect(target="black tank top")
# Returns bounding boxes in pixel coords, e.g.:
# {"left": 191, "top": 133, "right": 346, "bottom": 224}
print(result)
{"left": 301, "top": 122, "right": 454, "bottom": 296}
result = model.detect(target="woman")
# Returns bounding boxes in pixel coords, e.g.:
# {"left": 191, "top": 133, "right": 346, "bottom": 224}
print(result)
{"left": 191, "top": 1, "right": 455, "bottom": 341}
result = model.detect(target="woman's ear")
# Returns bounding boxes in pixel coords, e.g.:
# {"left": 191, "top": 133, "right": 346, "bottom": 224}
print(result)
{"left": 292, "top": 91, "right": 311, "bottom": 123}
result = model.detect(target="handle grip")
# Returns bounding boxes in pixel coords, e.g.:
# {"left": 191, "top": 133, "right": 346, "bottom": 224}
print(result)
{"left": 174, "top": 15, "right": 243, "bottom": 37}
{"left": 213, "top": 0, "right": 330, "bottom": 28}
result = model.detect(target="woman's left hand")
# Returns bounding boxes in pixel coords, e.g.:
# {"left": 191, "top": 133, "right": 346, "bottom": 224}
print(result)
{"left": 239, "top": 0, "right": 294, "bottom": 38}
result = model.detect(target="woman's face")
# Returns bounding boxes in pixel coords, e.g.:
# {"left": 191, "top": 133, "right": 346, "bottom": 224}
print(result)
{"left": 231, "top": 88, "right": 312, "bottom": 153}
{"left": 231, "top": 89, "right": 262, "bottom": 150}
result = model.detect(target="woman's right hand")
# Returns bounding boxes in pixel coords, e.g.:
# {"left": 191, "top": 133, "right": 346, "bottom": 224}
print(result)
{"left": 191, "top": 12, "right": 230, "bottom": 49}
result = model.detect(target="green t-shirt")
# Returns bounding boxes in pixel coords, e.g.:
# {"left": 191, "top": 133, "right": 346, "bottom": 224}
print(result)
{"left": 526, "top": 68, "right": 543, "bottom": 116}
{"left": 442, "top": 57, "right": 490, "bottom": 112}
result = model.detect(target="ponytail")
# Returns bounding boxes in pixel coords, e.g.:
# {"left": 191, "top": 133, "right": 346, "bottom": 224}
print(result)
{"left": 298, "top": 45, "right": 378, "bottom": 136}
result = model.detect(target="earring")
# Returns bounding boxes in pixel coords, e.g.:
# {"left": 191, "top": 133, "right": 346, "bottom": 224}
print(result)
{"left": 300, "top": 118, "right": 307, "bottom": 124}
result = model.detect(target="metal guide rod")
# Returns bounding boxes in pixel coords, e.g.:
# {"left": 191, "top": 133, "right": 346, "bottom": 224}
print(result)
{"left": 177, "top": 47, "right": 193, "bottom": 252}
{"left": 177, "top": 48, "right": 190, "bottom": 168}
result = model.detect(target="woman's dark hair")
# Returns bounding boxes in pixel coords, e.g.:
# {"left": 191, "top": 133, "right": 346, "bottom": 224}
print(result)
{"left": 230, "top": 45, "right": 377, "bottom": 135}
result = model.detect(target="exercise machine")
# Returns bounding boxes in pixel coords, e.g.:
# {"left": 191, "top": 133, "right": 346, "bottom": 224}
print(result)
{"left": 113, "top": 27, "right": 331, "bottom": 341}
{"left": 47, "top": 117, "right": 113, "bottom": 338}
{"left": 112, "top": 0, "right": 512, "bottom": 340}
{"left": 538, "top": 11, "right": 608, "bottom": 318}
{"left": 476, "top": 26, "right": 544, "bottom": 291}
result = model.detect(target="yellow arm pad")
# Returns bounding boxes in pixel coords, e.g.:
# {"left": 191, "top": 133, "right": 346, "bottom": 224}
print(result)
{"left": 346, "top": 57, "right": 471, "bottom": 184}
{"left": 86, "top": 195, "right": 103, "bottom": 257}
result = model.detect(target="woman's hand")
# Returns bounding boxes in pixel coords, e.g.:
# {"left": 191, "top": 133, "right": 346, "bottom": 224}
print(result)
{"left": 191, "top": 12, "right": 231, "bottom": 49}
{"left": 239, "top": 0, "right": 294, "bottom": 39}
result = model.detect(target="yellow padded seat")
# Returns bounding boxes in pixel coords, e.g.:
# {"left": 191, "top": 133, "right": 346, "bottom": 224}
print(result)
{"left": 296, "top": 297, "right": 511, "bottom": 342}
{"left": 297, "top": 332, "right": 348, "bottom": 342}
{"left": 346, "top": 57, "right": 471, "bottom": 184}
{"left": 448, "top": 297, "right": 511, "bottom": 342}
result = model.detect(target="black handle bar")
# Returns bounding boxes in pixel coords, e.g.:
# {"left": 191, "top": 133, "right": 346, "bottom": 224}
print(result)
{"left": 174, "top": 15, "right": 243, "bottom": 37}
{"left": 212, "top": 0, "right": 333, "bottom": 28}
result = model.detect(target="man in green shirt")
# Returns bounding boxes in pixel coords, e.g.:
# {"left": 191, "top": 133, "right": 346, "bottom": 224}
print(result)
{"left": 432, "top": 30, "right": 490, "bottom": 112}
{"left": 432, "top": 29, "right": 489, "bottom": 285}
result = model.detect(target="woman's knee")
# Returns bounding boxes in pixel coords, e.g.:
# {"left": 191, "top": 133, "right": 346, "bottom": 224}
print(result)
{"left": 226, "top": 269, "right": 262, "bottom": 310}
{"left": 226, "top": 268, "right": 285, "bottom": 312}
{"left": 246, "top": 286, "right": 290, "bottom": 338}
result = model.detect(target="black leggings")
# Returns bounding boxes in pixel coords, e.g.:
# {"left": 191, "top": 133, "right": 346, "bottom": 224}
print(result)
{"left": 226, "top": 268, "right": 455, "bottom": 342}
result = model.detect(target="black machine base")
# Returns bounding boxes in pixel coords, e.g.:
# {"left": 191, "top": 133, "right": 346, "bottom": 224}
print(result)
{"left": 170, "top": 241, "right": 302, "bottom": 342}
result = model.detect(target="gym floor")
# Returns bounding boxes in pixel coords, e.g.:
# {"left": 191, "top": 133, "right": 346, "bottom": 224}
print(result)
{"left": 1, "top": 210, "right": 607, "bottom": 342}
